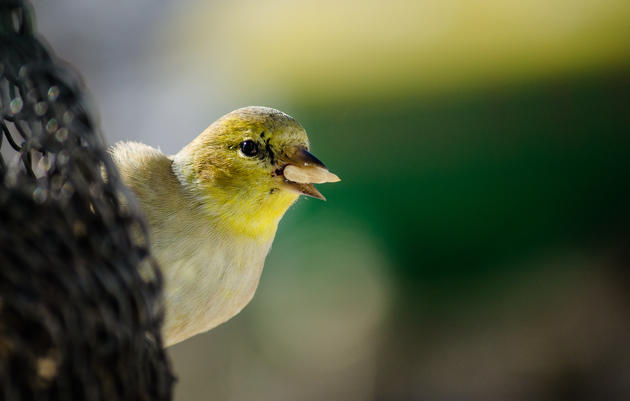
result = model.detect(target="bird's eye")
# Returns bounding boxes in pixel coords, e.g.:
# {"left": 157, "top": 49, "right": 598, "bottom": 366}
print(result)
{"left": 239, "top": 140, "right": 258, "bottom": 157}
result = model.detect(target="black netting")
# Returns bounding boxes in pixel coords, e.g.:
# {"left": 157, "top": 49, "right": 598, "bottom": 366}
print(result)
{"left": 0, "top": 1, "right": 174, "bottom": 400}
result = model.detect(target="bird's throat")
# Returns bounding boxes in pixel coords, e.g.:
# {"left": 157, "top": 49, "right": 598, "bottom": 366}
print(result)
{"left": 205, "top": 189, "right": 298, "bottom": 239}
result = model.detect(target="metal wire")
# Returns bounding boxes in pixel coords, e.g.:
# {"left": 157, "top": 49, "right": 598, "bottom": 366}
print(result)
{"left": 0, "top": 1, "right": 174, "bottom": 399}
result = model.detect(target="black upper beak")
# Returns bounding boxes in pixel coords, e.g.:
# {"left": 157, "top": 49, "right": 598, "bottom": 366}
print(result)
{"left": 284, "top": 146, "right": 327, "bottom": 169}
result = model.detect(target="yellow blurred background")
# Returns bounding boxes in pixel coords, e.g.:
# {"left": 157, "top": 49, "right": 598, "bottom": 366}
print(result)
{"left": 33, "top": 0, "right": 630, "bottom": 399}
{"left": 171, "top": 0, "right": 630, "bottom": 101}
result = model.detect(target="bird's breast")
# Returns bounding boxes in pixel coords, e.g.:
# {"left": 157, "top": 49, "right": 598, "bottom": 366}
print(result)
{"left": 156, "top": 226, "right": 273, "bottom": 346}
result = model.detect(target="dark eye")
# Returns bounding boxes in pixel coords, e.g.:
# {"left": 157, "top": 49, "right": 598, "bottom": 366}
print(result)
{"left": 240, "top": 140, "right": 258, "bottom": 157}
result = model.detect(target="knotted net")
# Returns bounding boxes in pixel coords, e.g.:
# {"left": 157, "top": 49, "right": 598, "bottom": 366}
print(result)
{"left": 0, "top": 1, "right": 174, "bottom": 399}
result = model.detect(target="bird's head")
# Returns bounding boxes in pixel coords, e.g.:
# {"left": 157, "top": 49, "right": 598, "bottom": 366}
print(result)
{"left": 172, "top": 106, "right": 339, "bottom": 239}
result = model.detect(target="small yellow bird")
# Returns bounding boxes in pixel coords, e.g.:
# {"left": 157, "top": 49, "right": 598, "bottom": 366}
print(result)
{"left": 110, "top": 106, "right": 340, "bottom": 346}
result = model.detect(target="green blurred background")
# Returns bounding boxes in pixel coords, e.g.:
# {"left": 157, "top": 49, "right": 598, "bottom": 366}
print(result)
{"left": 34, "top": 0, "right": 630, "bottom": 399}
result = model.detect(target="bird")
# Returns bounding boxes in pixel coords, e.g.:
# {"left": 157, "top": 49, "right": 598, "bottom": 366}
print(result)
{"left": 110, "top": 106, "right": 340, "bottom": 346}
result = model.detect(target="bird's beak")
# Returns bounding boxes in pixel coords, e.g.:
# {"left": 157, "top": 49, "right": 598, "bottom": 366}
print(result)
{"left": 278, "top": 146, "right": 340, "bottom": 200}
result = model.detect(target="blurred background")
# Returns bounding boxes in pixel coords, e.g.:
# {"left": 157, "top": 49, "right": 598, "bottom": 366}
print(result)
{"left": 32, "top": 0, "right": 630, "bottom": 400}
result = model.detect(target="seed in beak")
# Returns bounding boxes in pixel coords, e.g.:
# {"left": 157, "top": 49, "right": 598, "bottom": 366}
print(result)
{"left": 283, "top": 165, "right": 341, "bottom": 184}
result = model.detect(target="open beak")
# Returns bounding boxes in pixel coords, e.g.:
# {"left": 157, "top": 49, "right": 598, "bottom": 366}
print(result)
{"left": 278, "top": 146, "right": 340, "bottom": 200}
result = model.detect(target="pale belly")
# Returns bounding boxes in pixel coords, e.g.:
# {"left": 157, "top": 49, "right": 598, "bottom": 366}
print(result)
{"left": 154, "top": 232, "right": 272, "bottom": 346}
